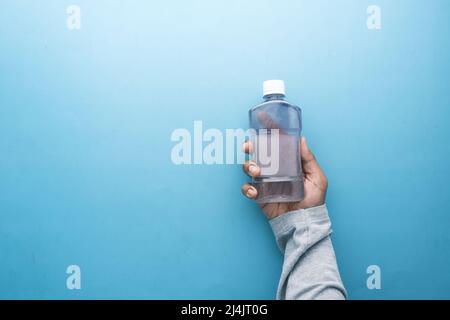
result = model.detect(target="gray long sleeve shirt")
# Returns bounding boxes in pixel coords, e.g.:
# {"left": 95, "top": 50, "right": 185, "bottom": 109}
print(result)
{"left": 269, "top": 204, "right": 347, "bottom": 300}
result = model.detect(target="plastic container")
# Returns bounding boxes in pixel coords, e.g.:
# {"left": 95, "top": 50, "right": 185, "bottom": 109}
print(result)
{"left": 249, "top": 80, "right": 304, "bottom": 204}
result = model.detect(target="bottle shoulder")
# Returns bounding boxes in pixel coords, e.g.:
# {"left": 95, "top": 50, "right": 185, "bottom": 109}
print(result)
{"left": 249, "top": 99, "right": 302, "bottom": 129}
{"left": 250, "top": 99, "right": 301, "bottom": 113}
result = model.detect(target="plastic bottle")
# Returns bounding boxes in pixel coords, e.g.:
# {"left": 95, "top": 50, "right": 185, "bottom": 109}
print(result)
{"left": 249, "top": 80, "right": 304, "bottom": 204}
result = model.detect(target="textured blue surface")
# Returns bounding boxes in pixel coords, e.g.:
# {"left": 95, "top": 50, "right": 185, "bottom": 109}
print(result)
{"left": 1, "top": 0, "right": 450, "bottom": 299}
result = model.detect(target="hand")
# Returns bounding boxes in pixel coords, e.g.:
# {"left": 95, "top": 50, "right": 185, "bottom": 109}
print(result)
{"left": 241, "top": 137, "right": 328, "bottom": 219}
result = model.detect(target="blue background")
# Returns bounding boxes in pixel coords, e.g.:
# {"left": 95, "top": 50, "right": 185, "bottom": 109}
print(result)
{"left": 1, "top": 0, "right": 449, "bottom": 299}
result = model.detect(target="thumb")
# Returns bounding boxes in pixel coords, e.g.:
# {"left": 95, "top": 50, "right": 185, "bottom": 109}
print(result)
{"left": 300, "top": 136, "right": 322, "bottom": 175}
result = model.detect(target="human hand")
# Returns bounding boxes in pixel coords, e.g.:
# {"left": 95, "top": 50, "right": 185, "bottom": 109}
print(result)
{"left": 241, "top": 137, "right": 328, "bottom": 219}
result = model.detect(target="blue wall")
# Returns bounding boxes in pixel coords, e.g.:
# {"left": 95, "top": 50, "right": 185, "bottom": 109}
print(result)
{"left": 1, "top": 0, "right": 449, "bottom": 299}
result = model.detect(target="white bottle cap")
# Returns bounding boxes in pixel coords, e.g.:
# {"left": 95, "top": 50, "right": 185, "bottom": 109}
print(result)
{"left": 263, "top": 80, "right": 285, "bottom": 97}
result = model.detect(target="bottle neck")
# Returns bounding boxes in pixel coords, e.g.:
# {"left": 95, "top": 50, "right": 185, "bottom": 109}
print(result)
{"left": 264, "top": 94, "right": 285, "bottom": 101}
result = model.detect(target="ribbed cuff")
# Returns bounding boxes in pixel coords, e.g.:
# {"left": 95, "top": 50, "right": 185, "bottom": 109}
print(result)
{"left": 269, "top": 204, "right": 330, "bottom": 236}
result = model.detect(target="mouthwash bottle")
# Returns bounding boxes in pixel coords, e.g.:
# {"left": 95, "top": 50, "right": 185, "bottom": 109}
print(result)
{"left": 249, "top": 80, "right": 304, "bottom": 204}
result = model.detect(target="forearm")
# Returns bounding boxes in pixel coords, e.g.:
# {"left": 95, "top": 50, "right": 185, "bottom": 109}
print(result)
{"left": 269, "top": 204, "right": 347, "bottom": 300}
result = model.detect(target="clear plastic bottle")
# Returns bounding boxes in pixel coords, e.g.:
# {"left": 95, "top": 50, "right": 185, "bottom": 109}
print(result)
{"left": 249, "top": 80, "right": 304, "bottom": 204}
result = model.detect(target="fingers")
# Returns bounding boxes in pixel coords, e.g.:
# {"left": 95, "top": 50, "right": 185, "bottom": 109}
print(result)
{"left": 242, "top": 140, "right": 253, "bottom": 154}
{"left": 241, "top": 183, "right": 258, "bottom": 199}
{"left": 243, "top": 160, "right": 261, "bottom": 177}
{"left": 242, "top": 143, "right": 259, "bottom": 200}
{"left": 300, "top": 136, "right": 322, "bottom": 175}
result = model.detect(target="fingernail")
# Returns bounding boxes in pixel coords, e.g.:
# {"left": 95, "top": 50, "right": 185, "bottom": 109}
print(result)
{"left": 246, "top": 188, "right": 256, "bottom": 198}
{"left": 249, "top": 164, "right": 258, "bottom": 175}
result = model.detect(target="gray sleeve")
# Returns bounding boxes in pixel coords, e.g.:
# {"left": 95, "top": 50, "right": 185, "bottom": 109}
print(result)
{"left": 269, "top": 204, "right": 347, "bottom": 300}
